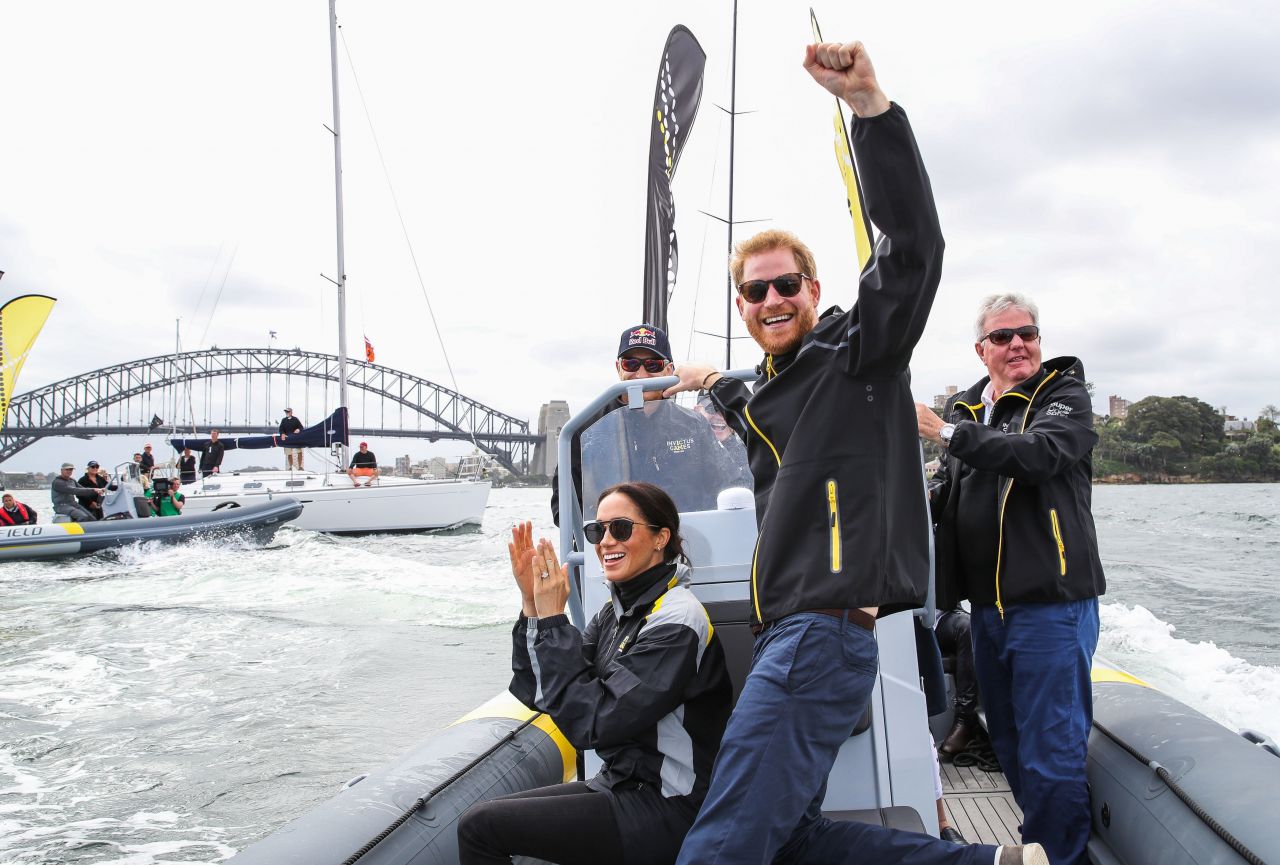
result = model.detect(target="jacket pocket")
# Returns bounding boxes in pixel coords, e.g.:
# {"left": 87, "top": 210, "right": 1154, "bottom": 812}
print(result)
{"left": 1049, "top": 508, "right": 1067, "bottom": 576}
{"left": 826, "top": 479, "right": 842, "bottom": 573}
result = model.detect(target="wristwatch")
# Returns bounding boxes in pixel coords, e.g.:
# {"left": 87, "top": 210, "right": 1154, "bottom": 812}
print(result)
{"left": 939, "top": 423, "right": 956, "bottom": 447}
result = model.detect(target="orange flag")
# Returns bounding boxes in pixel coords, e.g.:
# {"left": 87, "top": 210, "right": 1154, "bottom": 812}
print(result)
{"left": 364, "top": 336, "right": 375, "bottom": 363}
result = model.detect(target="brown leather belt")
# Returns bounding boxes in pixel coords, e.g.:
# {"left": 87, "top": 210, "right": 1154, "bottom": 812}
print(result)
{"left": 752, "top": 608, "right": 877, "bottom": 635}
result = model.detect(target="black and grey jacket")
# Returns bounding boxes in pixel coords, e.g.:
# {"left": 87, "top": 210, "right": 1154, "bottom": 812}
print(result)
{"left": 510, "top": 563, "right": 730, "bottom": 818}
{"left": 708, "top": 103, "right": 942, "bottom": 625}
{"left": 932, "top": 356, "right": 1106, "bottom": 612}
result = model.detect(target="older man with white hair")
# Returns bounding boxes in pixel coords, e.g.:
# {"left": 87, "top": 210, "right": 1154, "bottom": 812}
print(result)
{"left": 917, "top": 293, "right": 1106, "bottom": 865}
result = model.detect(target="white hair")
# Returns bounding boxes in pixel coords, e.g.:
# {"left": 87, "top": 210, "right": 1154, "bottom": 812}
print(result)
{"left": 975, "top": 293, "right": 1039, "bottom": 341}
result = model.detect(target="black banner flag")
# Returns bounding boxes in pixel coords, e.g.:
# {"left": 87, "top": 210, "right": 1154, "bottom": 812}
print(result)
{"left": 641, "top": 26, "right": 707, "bottom": 332}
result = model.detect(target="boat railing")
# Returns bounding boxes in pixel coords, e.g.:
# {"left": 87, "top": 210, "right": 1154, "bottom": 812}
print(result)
{"left": 455, "top": 453, "right": 486, "bottom": 481}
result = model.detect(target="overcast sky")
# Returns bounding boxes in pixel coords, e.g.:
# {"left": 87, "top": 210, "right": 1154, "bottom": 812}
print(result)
{"left": 3, "top": 0, "right": 1277, "bottom": 473}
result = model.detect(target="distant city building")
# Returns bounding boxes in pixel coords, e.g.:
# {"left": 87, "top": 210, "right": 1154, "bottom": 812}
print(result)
{"left": 394, "top": 455, "right": 412, "bottom": 476}
{"left": 1108, "top": 395, "right": 1131, "bottom": 419}
{"left": 532, "top": 400, "right": 571, "bottom": 476}
{"left": 932, "top": 385, "right": 959, "bottom": 411}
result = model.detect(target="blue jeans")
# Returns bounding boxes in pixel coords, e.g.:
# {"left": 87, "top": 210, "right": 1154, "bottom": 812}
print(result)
{"left": 676, "top": 612, "right": 998, "bottom": 865}
{"left": 972, "top": 599, "right": 1099, "bottom": 865}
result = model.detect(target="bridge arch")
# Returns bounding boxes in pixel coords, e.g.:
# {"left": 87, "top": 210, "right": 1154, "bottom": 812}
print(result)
{"left": 0, "top": 348, "right": 537, "bottom": 473}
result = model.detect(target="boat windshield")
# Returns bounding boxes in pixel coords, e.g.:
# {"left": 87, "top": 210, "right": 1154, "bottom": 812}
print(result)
{"left": 579, "top": 398, "right": 752, "bottom": 518}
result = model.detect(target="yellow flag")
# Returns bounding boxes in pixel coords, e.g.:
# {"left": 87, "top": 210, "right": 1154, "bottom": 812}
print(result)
{"left": 0, "top": 294, "right": 57, "bottom": 432}
{"left": 810, "top": 9, "right": 874, "bottom": 270}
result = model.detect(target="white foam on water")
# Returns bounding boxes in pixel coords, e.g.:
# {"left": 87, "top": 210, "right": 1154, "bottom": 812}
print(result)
{"left": 0, "top": 749, "right": 48, "bottom": 799}
{"left": 0, "top": 648, "right": 122, "bottom": 720}
{"left": 1100, "top": 601, "right": 1280, "bottom": 742}
{"left": 0, "top": 809, "right": 234, "bottom": 864}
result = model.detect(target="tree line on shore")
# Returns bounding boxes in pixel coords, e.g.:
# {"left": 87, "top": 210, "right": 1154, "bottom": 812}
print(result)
{"left": 1096, "top": 396, "right": 1280, "bottom": 482}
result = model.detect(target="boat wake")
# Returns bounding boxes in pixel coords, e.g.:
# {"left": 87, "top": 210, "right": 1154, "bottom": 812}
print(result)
{"left": 1099, "top": 601, "right": 1280, "bottom": 742}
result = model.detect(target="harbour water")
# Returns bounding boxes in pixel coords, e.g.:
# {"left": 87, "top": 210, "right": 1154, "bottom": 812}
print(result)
{"left": 1, "top": 484, "right": 1277, "bottom": 864}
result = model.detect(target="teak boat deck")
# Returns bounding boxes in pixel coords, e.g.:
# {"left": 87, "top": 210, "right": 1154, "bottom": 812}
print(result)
{"left": 941, "top": 762, "right": 1023, "bottom": 847}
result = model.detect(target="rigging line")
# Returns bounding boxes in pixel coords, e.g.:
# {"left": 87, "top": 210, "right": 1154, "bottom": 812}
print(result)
{"left": 338, "top": 29, "right": 482, "bottom": 454}
{"left": 684, "top": 101, "right": 729, "bottom": 363}
{"left": 173, "top": 327, "right": 199, "bottom": 436}
{"left": 190, "top": 241, "right": 226, "bottom": 326}
{"left": 198, "top": 245, "right": 239, "bottom": 349}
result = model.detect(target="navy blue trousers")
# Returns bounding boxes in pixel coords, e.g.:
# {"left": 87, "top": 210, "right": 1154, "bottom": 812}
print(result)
{"left": 972, "top": 599, "right": 1099, "bottom": 865}
{"left": 675, "top": 612, "right": 999, "bottom": 865}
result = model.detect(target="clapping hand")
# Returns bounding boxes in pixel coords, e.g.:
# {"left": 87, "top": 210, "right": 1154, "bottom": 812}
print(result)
{"left": 509, "top": 521, "right": 538, "bottom": 616}
{"left": 531, "top": 537, "right": 570, "bottom": 618}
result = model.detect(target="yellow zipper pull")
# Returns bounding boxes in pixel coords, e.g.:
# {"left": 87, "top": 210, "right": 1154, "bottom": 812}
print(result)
{"left": 826, "top": 479, "right": 842, "bottom": 573}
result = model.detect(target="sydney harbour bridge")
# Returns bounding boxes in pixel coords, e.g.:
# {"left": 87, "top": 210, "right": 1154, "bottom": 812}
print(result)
{"left": 0, "top": 347, "right": 542, "bottom": 475}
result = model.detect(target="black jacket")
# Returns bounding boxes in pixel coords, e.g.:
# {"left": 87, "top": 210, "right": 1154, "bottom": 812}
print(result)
{"left": 932, "top": 356, "right": 1106, "bottom": 611}
{"left": 279, "top": 415, "right": 303, "bottom": 436}
{"left": 349, "top": 450, "right": 377, "bottom": 469}
{"left": 510, "top": 563, "right": 731, "bottom": 838}
{"left": 200, "top": 441, "right": 225, "bottom": 472}
{"left": 708, "top": 103, "right": 942, "bottom": 625}
{"left": 78, "top": 473, "right": 109, "bottom": 514}
{"left": 179, "top": 455, "right": 197, "bottom": 483}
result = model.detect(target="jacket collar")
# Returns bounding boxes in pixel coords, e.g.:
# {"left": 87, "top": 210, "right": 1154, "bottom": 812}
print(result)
{"left": 953, "top": 356, "right": 1086, "bottom": 418}
{"left": 608, "top": 561, "right": 680, "bottom": 619}
{"left": 755, "top": 305, "right": 844, "bottom": 381}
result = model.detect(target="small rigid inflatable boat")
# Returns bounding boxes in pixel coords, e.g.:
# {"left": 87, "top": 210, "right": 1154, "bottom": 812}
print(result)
{"left": 0, "top": 475, "right": 302, "bottom": 562}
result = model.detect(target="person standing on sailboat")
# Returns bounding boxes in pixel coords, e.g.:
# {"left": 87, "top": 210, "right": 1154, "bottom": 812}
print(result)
{"left": 666, "top": 40, "right": 1046, "bottom": 865}
{"left": 179, "top": 448, "right": 198, "bottom": 484}
{"left": 200, "top": 430, "right": 226, "bottom": 478}
{"left": 279, "top": 408, "right": 305, "bottom": 470}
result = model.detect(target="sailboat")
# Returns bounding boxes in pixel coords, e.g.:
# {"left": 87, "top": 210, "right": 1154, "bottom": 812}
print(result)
{"left": 168, "top": 2, "right": 490, "bottom": 535}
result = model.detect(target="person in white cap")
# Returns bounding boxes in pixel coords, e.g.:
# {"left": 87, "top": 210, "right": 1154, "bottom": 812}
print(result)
{"left": 51, "top": 463, "right": 102, "bottom": 522}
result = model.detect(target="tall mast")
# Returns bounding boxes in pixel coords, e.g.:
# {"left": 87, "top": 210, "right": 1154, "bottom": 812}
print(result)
{"left": 723, "top": 0, "right": 739, "bottom": 369}
{"left": 328, "top": 0, "right": 350, "bottom": 466}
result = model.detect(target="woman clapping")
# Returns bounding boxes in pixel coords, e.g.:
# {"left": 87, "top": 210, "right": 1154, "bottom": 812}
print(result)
{"left": 458, "top": 482, "right": 732, "bottom": 865}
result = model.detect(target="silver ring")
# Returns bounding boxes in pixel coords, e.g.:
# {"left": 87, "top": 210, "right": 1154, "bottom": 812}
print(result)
{"left": 540, "top": 571, "right": 550, "bottom": 579}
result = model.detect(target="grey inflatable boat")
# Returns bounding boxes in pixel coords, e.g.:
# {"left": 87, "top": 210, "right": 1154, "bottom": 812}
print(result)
{"left": 228, "top": 382, "right": 1280, "bottom": 865}
{"left": 1, "top": 474, "right": 302, "bottom": 562}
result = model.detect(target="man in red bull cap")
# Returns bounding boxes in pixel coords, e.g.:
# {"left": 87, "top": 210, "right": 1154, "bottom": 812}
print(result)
{"left": 347, "top": 441, "right": 380, "bottom": 487}
{"left": 551, "top": 324, "right": 734, "bottom": 526}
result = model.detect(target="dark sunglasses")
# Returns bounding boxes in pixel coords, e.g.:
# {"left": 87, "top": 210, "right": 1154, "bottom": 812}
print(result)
{"left": 583, "top": 517, "right": 661, "bottom": 544}
{"left": 618, "top": 357, "right": 668, "bottom": 374}
{"left": 982, "top": 325, "right": 1040, "bottom": 346}
{"left": 736, "top": 272, "right": 810, "bottom": 304}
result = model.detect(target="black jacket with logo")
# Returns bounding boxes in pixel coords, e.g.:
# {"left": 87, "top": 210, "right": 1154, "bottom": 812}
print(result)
{"left": 708, "top": 103, "right": 942, "bottom": 624}
{"left": 932, "top": 356, "right": 1106, "bottom": 611}
{"left": 511, "top": 563, "right": 731, "bottom": 842}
